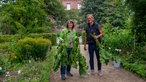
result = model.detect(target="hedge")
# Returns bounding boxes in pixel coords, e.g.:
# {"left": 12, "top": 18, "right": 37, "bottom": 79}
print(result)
{"left": 0, "top": 33, "right": 57, "bottom": 45}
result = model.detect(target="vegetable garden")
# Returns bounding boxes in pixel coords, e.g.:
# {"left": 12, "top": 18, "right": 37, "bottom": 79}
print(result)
{"left": 0, "top": 0, "right": 146, "bottom": 82}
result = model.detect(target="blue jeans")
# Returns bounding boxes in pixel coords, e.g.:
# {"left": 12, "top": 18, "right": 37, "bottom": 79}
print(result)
{"left": 60, "top": 48, "right": 72, "bottom": 75}
{"left": 88, "top": 44, "right": 101, "bottom": 71}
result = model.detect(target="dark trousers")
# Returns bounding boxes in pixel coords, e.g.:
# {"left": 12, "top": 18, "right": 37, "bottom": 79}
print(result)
{"left": 60, "top": 48, "right": 72, "bottom": 75}
{"left": 88, "top": 44, "right": 101, "bottom": 71}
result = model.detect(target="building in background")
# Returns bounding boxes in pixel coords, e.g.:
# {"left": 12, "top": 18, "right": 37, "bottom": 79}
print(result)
{"left": 59, "top": 0, "right": 82, "bottom": 10}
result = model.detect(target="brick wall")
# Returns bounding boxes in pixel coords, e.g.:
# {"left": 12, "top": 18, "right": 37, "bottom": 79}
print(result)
{"left": 60, "top": 0, "right": 82, "bottom": 10}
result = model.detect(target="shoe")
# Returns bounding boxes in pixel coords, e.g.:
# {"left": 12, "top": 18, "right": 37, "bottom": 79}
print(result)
{"left": 90, "top": 70, "right": 94, "bottom": 75}
{"left": 67, "top": 72, "right": 73, "bottom": 77}
{"left": 98, "top": 70, "right": 103, "bottom": 76}
{"left": 61, "top": 75, "right": 66, "bottom": 80}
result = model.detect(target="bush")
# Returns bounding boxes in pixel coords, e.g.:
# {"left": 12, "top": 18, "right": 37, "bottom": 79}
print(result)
{"left": 16, "top": 38, "right": 51, "bottom": 62}
{"left": 0, "top": 33, "right": 57, "bottom": 45}
{"left": 0, "top": 54, "right": 12, "bottom": 74}
{"left": 0, "top": 35, "right": 19, "bottom": 43}
{"left": 104, "top": 29, "right": 133, "bottom": 54}
{"left": 28, "top": 33, "right": 57, "bottom": 46}
{"left": 4, "top": 47, "right": 55, "bottom": 82}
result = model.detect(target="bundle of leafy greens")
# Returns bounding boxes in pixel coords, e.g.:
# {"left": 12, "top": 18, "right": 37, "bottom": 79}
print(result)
{"left": 53, "top": 29, "right": 88, "bottom": 75}
{"left": 90, "top": 30, "right": 112, "bottom": 65}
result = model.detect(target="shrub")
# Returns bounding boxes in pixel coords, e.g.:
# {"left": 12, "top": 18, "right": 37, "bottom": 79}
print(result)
{"left": 0, "top": 33, "right": 57, "bottom": 45}
{"left": 16, "top": 38, "right": 51, "bottom": 62}
{"left": 0, "top": 54, "right": 12, "bottom": 74}
{"left": 0, "top": 35, "right": 19, "bottom": 43}
{"left": 4, "top": 47, "right": 55, "bottom": 82}
{"left": 28, "top": 33, "right": 57, "bottom": 46}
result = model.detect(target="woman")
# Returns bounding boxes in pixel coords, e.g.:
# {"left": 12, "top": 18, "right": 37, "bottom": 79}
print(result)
{"left": 59, "top": 20, "right": 77, "bottom": 80}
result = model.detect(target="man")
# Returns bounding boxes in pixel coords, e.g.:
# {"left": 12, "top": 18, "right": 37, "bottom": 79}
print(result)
{"left": 84, "top": 14, "right": 103, "bottom": 76}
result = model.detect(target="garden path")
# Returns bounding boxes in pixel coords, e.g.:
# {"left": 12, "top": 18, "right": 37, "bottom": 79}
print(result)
{"left": 50, "top": 45, "right": 146, "bottom": 82}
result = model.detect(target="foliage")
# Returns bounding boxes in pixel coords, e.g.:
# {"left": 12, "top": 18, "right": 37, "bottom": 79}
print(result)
{"left": 81, "top": 0, "right": 128, "bottom": 28}
{"left": 0, "top": 42, "right": 9, "bottom": 50}
{"left": 125, "top": 0, "right": 146, "bottom": 42}
{"left": 0, "top": 0, "right": 67, "bottom": 34}
{"left": 102, "top": 19, "right": 146, "bottom": 79}
{"left": 43, "top": 0, "right": 67, "bottom": 30}
{"left": 4, "top": 47, "right": 54, "bottom": 82}
{"left": 122, "top": 54, "right": 146, "bottom": 79}
{"left": 0, "top": 33, "right": 57, "bottom": 45}
{"left": 65, "top": 9, "right": 81, "bottom": 22}
{"left": 14, "top": 38, "right": 51, "bottom": 62}
{"left": 44, "top": 0, "right": 66, "bottom": 21}
{"left": 0, "top": 35, "right": 18, "bottom": 43}
{"left": 28, "top": 33, "right": 57, "bottom": 46}
{"left": 0, "top": 0, "right": 48, "bottom": 34}
{"left": 90, "top": 30, "right": 112, "bottom": 65}
{"left": 134, "top": 45, "right": 146, "bottom": 60}
{"left": 0, "top": 54, "right": 11, "bottom": 74}
{"left": 70, "top": 38, "right": 88, "bottom": 75}
{"left": 53, "top": 37, "right": 88, "bottom": 75}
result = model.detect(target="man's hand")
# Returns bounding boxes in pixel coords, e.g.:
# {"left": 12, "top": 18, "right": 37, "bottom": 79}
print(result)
{"left": 93, "top": 35, "right": 99, "bottom": 40}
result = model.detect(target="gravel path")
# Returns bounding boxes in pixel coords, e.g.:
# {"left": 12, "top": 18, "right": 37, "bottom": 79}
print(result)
{"left": 50, "top": 45, "right": 146, "bottom": 82}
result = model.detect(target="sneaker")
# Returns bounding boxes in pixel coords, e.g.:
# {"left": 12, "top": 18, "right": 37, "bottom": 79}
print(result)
{"left": 98, "top": 70, "right": 103, "bottom": 76}
{"left": 61, "top": 75, "right": 66, "bottom": 80}
{"left": 66, "top": 72, "right": 73, "bottom": 77}
{"left": 90, "top": 70, "right": 94, "bottom": 75}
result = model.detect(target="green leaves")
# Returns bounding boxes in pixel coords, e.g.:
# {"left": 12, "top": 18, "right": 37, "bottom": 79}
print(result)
{"left": 100, "top": 48, "right": 112, "bottom": 65}
{"left": 53, "top": 43, "right": 67, "bottom": 71}
{"left": 90, "top": 32, "right": 112, "bottom": 65}
{"left": 0, "top": 0, "right": 67, "bottom": 34}
{"left": 125, "top": 0, "right": 146, "bottom": 43}
{"left": 81, "top": 0, "right": 128, "bottom": 28}
{"left": 53, "top": 37, "right": 88, "bottom": 75}
{"left": 0, "top": 0, "right": 48, "bottom": 34}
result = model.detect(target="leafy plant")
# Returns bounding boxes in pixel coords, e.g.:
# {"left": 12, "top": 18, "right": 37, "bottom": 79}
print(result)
{"left": 125, "top": 0, "right": 146, "bottom": 43}
{"left": 53, "top": 36, "right": 88, "bottom": 75}
{"left": 90, "top": 30, "right": 112, "bottom": 65}
{"left": 4, "top": 47, "right": 54, "bottom": 82}
{"left": 81, "top": 0, "right": 128, "bottom": 28}
{"left": 15, "top": 38, "right": 51, "bottom": 62}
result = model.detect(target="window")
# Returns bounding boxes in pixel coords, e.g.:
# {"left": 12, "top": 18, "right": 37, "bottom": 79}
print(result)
{"left": 77, "top": 3, "right": 81, "bottom": 9}
{"left": 66, "top": 3, "right": 71, "bottom": 10}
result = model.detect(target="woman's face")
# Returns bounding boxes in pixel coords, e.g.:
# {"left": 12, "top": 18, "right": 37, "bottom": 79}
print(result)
{"left": 68, "top": 22, "right": 74, "bottom": 29}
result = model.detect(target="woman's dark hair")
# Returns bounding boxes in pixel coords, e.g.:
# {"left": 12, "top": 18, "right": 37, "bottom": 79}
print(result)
{"left": 66, "top": 20, "right": 74, "bottom": 29}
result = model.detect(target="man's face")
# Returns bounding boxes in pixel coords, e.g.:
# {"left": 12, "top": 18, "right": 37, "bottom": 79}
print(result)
{"left": 87, "top": 16, "right": 94, "bottom": 24}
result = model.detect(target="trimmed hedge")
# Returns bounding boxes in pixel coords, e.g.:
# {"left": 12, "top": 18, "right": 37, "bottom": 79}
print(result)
{"left": 16, "top": 38, "right": 51, "bottom": 62}
{"left": 28, "top": 33, "right": 57, "bottom": 46}
{"left": 0, "top": 35, "right": 19, "bottom": 43}
{"left": 0, "top": 33, "right": 57, "bottom": 45}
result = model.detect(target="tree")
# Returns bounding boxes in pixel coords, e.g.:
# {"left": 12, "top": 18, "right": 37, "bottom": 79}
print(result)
{"left": 0, "top": 0, "right": 48, "bottom": 34}
{"left": 0, "top": 0, "right": 67, "bottom": 34}
{"left": 125, "top": 0, "right": 146, "bottom": 43}
{"left": 44, "top": 0, "right": 66, "bottom": 26}
{"left": 80, "top": 0, "right": 128, "bottom": 28}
